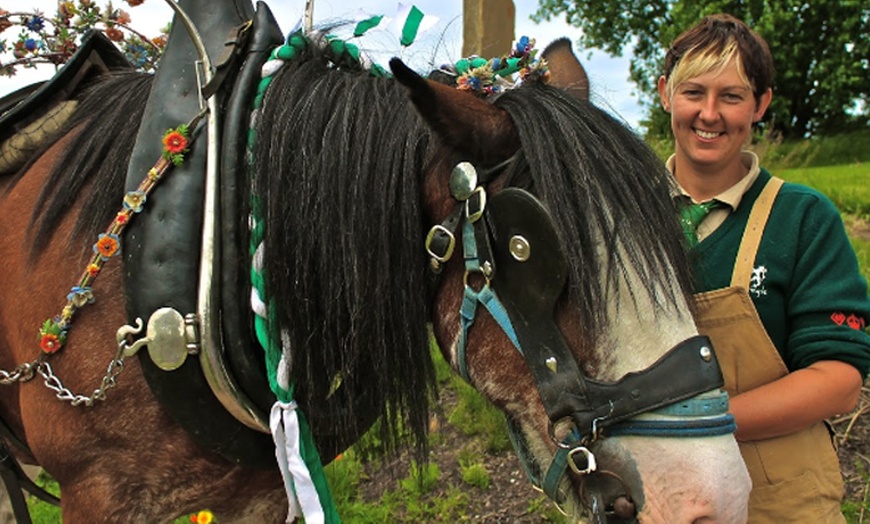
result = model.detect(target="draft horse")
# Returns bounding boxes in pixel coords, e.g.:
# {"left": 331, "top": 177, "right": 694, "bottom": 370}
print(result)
{"left": 0, "top": 10, "right": 750, "bottom": 524}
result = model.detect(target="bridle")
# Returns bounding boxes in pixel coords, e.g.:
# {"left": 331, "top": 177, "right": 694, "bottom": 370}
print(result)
{"left": 425, "top": 159, "right": 735, "bottom": 518}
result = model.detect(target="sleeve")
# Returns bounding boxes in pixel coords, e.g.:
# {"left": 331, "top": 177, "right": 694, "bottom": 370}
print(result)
{"left": 785, "top": 190, "right": 870, "bottom": 377}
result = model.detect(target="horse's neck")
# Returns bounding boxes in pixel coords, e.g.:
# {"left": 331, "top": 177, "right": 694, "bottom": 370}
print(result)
{"left": 597, "top": 259, "right": 698, "bottom": 381}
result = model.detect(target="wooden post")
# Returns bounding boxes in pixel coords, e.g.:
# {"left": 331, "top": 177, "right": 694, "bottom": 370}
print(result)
{"left": 463, "top": 0, "right": 516, "bottom": 58}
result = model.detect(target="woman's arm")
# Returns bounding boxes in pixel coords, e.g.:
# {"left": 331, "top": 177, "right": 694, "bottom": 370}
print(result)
{"left": 729, "top": 359, "right": 862, "bottom": 441}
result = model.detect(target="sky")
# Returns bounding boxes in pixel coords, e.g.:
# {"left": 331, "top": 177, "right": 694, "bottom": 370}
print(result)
{"left": 1, "top": 0, "right": 645, "bottom": 130}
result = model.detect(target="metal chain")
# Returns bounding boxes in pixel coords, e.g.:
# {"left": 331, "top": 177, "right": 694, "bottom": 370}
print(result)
{"left": 0, "top": 342, "right": 128, "bottom": 407}
{"left": 0, "top": 360, "right": 39, "bottom": 385}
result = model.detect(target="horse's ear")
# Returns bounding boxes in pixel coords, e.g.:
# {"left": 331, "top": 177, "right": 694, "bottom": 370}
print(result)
{"left": 389, "top": 58, "right": 520, "bottom": 164}
{"left": 542, "top": 38, "right": 589, "bottom": 101}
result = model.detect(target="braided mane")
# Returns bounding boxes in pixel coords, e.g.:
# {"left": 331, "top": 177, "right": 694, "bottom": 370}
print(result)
{"left": 250, "top": 44, "right": 437, "bottom": 453}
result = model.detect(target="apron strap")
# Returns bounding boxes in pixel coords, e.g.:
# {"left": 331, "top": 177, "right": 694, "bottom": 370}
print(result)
{"left": 731, "top": 176, "right": 784, "bottom": 288}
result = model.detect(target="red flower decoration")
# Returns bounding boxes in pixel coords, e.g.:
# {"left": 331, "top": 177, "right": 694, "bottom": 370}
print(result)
{"left": 116, "top": 211, "right": 130, "bottom": 224}
{"left": 40, "top": 334, "right": 61, "bottom": 354}
{"left": 87, "top": 263, "right": 101, "bottom": 277}
{"left": 105, "top": 27, "right": 124, "bottom": 42}
{"left": 163, "top": 131, "right": 187, "bottom": 155}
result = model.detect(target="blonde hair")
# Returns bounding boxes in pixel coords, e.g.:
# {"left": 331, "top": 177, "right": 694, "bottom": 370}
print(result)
{"left": 664, "top": 39, "right": 751, "bottom": 99}
{"left": 663, "top": 14, "right": 774, "bottom": 102}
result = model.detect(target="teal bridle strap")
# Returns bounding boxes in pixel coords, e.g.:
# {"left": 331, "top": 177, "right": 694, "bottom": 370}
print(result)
{"left": 457, "top": 220, "right": 521, "bottom": 382}
{"left": 518, "top": 389, "right": 736, "bottom": 502}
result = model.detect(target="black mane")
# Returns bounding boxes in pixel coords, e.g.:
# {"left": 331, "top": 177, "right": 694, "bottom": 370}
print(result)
{"left": 21, "top": 71, "right": 153, "bottom": 256}
{"left": 250, "top": 47, "right": 437, "bottom": 454}
{"left": 494, "top": 84, "right": 694, "bottom": 336}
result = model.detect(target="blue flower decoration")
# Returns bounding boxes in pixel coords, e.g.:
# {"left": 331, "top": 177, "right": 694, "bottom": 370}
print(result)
{"left": 26, "top": 16, "right": 45, "bottom": 32}
{"left": 516, "top": 36, "right": 530, "bottom": 54}
{"left": 123, "top": 190, "right": 146, "bottom": 213}
{"left": 67, "top": 286, "right": 95, "bottom": 307}
{"left": 24, "top": 39, "right": 39, "bottom": 52}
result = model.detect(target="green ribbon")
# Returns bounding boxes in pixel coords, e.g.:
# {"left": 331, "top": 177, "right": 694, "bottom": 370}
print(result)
{"left": 354, "top": 15, "right": 383, "bottom": 36}
{"left": 400, "top": 6, "right": 425, "bottom": 46}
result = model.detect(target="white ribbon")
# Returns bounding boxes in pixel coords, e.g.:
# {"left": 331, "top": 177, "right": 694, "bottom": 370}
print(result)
{"left": 270, "top": 401, "right": 325, "bottom": 524}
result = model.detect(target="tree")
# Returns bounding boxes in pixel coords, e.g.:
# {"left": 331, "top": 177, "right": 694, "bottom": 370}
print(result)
{"left": 532, "top": 0, "right": 870, "bottom": 138}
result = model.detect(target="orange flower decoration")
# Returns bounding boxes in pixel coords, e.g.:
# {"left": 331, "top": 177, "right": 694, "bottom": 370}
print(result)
{"left": 40, "top": 334, "right": 61, "bottom": 354}
{"left": 105, "top": 27, "right": 124, "bottom": 42}
{"left": 162, "top": 124, "right": 191, "bottom": 166}
{"left": 87, "top": 263, "right": 101, "bottom": 277}
{"left": 94, "top": 233, "right": 121, "bottom": 260}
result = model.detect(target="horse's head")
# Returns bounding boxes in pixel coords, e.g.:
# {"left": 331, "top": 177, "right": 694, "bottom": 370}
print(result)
{"left": 391, "top": 39, "right": 751, "bottom": 523}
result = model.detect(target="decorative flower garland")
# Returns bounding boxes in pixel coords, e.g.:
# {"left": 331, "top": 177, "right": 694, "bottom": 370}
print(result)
{"left": 37, "top": 117, "right": 201, "bottom": 356}
{"left": 0, "top": 1, "right": 167, "bottom": 78}
{"left": 452, "top": 36, "right": 549, "bottom": 96}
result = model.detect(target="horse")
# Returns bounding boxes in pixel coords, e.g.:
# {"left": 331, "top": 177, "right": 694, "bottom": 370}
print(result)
{"left": 0, "top": 12, "right": 751, "bottom": 524}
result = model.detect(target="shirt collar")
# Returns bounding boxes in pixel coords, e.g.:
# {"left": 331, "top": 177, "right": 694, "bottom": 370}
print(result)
{"left": 668, "top": 151, "right": 761, "bottom": 211}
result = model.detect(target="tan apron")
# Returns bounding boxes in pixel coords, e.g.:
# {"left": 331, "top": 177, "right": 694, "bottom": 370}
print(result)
{"left": 693, "top": 177, "right": 845, "bottom": 523}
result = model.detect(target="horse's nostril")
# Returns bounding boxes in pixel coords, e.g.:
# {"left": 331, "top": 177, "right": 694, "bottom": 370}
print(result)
{"left": 612, "top": 495, "right": 636, "bottom": 519}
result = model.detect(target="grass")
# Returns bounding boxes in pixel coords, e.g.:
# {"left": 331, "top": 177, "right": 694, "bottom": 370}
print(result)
{"left": 777, "top": 164, "right": 870, "bottom": 219}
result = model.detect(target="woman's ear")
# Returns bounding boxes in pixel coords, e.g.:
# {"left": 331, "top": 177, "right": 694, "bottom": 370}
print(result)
{"left": 754, "top": 87, "right": 773, "bottom": 122}
{"left": 657, "top": 76, "right": 671, "bottom": 112}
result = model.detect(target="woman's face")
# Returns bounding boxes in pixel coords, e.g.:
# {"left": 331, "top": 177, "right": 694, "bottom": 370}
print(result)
{"left": 658, "top": 59, "right": 771, "bottom": 179}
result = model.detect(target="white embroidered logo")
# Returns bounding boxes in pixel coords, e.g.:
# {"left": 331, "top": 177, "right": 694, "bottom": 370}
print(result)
{"left": 750, "top": 265, "right": 768, "bottom": 298}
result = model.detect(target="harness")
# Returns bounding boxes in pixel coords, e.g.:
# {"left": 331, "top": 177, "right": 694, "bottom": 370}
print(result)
{"left": 426, "top": 160, "right": 735, "bottom": 514}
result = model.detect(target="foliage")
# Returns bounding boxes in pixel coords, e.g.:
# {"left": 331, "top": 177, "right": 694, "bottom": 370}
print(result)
{"left": 0, "top": 0, "right": 166, "bottom": 78}
{"left": 459, "top": 459, "right": 491, "bottom": 489}
{"left": 532, "top": 0, "right": 870, "bottom": 139}
{"left": 761, "top": 129, "right": 870, "bottom": 169}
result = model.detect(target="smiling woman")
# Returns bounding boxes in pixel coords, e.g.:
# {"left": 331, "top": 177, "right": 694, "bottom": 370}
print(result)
{"left": 658, "top": 14, "right": 870, "bottom": 523}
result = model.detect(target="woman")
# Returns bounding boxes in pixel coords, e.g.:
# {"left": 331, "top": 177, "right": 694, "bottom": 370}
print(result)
{"left": 658, "top": 13, "right": 870, "bottom": 523}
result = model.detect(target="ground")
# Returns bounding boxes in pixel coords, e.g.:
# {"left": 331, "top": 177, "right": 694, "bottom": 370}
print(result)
{"left": 834, "top": 384, "right": 870, "bottom": 515}
{"left": 352, "top": 384, "right": 567, "bottom": 522}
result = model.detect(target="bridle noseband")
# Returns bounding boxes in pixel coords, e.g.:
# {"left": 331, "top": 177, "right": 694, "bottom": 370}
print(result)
{"left": 426, "top": 160, "right": 735, "bottom": 515}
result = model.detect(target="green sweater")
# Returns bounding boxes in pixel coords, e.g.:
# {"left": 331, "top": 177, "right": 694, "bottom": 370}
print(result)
{"left": 693, "top": 168, "right": 870, "bottom": 377}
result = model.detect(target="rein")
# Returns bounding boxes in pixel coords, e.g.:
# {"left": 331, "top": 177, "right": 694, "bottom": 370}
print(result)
{"left": 426, "top": 160, "right": 734, "bottom": 513}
